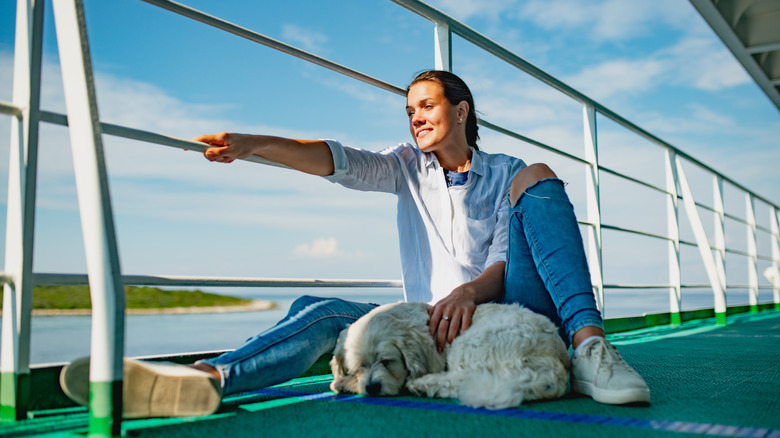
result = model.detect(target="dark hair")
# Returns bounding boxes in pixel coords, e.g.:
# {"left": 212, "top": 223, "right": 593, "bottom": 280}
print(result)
{"left": 407, "top": 70, "right": 479, "bottom": 150}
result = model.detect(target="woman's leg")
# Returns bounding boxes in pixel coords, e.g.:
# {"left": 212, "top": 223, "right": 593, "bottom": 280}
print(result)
{"left": 199, "top": 295, "right": 377, "bottom": 396}
{"left": 503, "top": 164, "right": 650, "bottom": 405}
{"left": 503, "top": 164, "right": 603, "bottom": 347}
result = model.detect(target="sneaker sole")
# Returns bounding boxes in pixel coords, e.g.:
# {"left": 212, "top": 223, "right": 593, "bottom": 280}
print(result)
{"left": 571, "top": 379, "right": 651, "bottom": 405}
{"left": 60, "top": 357, "right": 222, "bottom": 418}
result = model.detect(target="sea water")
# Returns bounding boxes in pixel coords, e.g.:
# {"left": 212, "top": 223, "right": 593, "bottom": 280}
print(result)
{"left": 0, "top": 288, "right": 759, "bottom": 365}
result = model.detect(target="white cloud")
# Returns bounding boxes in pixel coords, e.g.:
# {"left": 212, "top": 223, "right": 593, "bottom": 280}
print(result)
{"left": 293, "top": 237, "right": 366, "bottom": 259}
{"left": 281, "top": 24, "right": 328, "bottom": 53}
{"left": 516, "top": 0, "right": 695, "bottom": 40}
{"left": 294, "top": 237, "right": 338, "bottom": 257}
{"left": 559, "top": 38, "right": 749, "bottom": 107}
{"left": 565, "top": 58, "right": 666, "bottom": 100}
{"left": 427, "top": 0, "right": 517, "bottom": 22}
{"left": 658, "top": 36, "right": 751, "bottom": 91}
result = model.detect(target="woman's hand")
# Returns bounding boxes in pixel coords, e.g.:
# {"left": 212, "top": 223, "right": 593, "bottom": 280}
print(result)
{"left": 428, "top": 262, "right": 506, "bottom": 353}
{"left": 428, "top": 285, "right": 477, "bottom": 353}
{"left": 193, "top": 132, "right": 259, "bottom": 163}
{"left": 193, "top": 133, "right": 335, "bottom": 176}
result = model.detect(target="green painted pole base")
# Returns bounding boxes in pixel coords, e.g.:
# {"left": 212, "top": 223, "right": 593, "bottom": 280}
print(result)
{"left": 715, "top": 312, "right": 727, "bottom": 325}
{"left": 0, "top": 371, "right": 30, "bottom": 421}
{"left": 671, "top": 312, "right": 682, "bottom": 326}
{"left": 88, "top": 380, "right": 122, "bottom": 437}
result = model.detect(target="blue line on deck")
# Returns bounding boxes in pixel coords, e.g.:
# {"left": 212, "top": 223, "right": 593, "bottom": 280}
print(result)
{"left": 243, "top": 388, "right": 777, "bottom": 437}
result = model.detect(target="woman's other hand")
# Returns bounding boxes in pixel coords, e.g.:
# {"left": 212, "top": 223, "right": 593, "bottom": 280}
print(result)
{"left": 194, "top": 132, "right": 258, "bottom": 163}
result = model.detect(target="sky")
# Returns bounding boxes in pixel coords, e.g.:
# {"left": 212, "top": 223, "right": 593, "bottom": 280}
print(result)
{"left": 1, "top": 0, "right": 779, "bottom": 317}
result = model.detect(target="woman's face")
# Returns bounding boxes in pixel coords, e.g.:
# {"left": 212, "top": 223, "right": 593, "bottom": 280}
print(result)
{"left": 406, "top": 81, "right": 465, "bottom": 154}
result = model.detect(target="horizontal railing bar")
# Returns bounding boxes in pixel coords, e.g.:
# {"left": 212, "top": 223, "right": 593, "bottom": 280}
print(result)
{"left": 141, "top": 0, "right": 600, "bottom": 184}
{"left": 694, "top": 202, "right": 717, "bottom": 215}
{"left": 32, "top": 272, "right": 403, "bottom": 288}
{"left": 477, "top": 119, "right": 588, "bottom": 165}
{"left": 0, "top": 100, "right": 23, "bottom": 118}
{"left": 599, "top": 166, "right": 671, "bottom": 196}
{"left": 38, "top": 110, "right": 287, "bottom": 168}
{"left": 601, "top": 224, "right": 673, "bottom": 242}
{"left": 725, "top": 248, "right": 751, "bottom": 258}
{"left": 681, "top": 284, "right": 717, "bottom": 289}
{"left": 723, "top": 248, "right": 776, "bottom": 262}
{"left": 388, "top": 0, "right": 779, "bottom": 210}
{"left": 756, "top": 224, "right": 772, "bottom": 235}
{"left": 140, "top": 0, "right": 406, "bottom": 97}
{"left": 724, "top": 212, "right": 749, "bottom": 225}
{"left": 725, "top": 284, "right": 777, "bottom": 290}
{"left": 604, "top": 284, "right": 672, "bottom": 289}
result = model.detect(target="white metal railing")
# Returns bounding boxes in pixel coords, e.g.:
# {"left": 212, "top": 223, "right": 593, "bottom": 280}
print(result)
{"left": 1, "top": 0, "right": 779, "bottom": 433}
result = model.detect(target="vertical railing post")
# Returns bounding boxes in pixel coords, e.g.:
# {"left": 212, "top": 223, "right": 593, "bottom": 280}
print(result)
{"left": 583, "top": 104, "right": 604, "bottom": 312}
{"left": 770, "top": 208, "right": 780, "bottom": 309}
{"left": 1, "top": 0, "right": 44, "bottom": 421}
{"left": 51, "top": 0, "right": 126, "bottom": 436}
{"left": 676, "top": 158, "right": 727, "bottom": 324}
{"left": 713, "top": 176, "right": 727, "bottom": 298}
{"left": 664, "top": 149, "right": 682, "bottom": 325}
{"left": 434, "top": 21, "right": 451, "bottom": 72}
{"left": 745, "top": 194, "right": 758, "bottom": 312}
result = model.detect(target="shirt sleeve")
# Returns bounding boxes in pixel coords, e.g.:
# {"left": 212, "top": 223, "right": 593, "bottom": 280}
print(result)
{"left": 484, "top": 158, "right": 526, "bottom": 268}
{"left": 485, "top": 191, "right": 511, "bottom": 267}
{"left": 322, "top": 139, "right": 400, "bottom": 194}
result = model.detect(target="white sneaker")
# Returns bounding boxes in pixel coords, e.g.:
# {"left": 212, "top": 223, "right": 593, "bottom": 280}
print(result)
{"left": 60, "top": 357, "right": 223, "bottom": 418}
{"left": 571, "top": 338, "right": 651, "bottom": 404}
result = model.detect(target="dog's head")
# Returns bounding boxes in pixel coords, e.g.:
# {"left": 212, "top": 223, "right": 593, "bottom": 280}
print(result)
{"left": 330, "top": 302, "right": 445, "bottom": 396}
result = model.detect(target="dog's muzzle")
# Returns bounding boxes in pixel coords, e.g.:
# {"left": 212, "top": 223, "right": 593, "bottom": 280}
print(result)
{"left": 365, "top": 381, "right": 382, "bottom": 396}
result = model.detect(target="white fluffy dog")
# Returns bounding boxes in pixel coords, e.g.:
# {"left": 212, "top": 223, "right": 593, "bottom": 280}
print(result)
{"left": 330, "top": 302, "right": 570, "bottom": 409}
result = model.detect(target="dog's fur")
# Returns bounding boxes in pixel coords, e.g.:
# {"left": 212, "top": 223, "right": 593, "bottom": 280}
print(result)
{"left": 330, "top": 302, "right": 570, "bottom": 409}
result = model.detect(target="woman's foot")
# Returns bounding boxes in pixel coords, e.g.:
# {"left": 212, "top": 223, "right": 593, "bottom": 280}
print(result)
{"left": 60, "top": 357, "right": 223, "bottom": 418}
{"left": 570, "top": 338, "right": 651, "bottom": 404}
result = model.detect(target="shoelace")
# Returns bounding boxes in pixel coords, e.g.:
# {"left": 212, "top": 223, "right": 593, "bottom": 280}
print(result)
{"left": 586, "top": 340, "right": 635, "bottom": 374}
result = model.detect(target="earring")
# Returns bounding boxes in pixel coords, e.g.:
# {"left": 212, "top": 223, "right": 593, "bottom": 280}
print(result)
{"left": 458, "top": 118, "right": 463, "bottom": 123}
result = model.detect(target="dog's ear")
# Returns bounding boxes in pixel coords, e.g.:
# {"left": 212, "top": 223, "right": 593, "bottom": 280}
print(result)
{"left": 398, "top": 325, "right": 446, "bottom": 379}
{"left": 329, "top": 328, "right": 349, "bottom": 392}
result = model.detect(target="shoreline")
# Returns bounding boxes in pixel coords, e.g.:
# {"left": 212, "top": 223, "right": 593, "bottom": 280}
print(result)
{"left": 2, "top": 299, "right": 278, "bottom": 317}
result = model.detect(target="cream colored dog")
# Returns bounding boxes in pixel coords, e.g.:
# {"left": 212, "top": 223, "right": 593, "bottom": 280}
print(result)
{"left": 330, "top": 302, "right": 570, "bottom": 409}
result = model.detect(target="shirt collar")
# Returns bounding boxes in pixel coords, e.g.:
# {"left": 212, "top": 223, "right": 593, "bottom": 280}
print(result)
{"left": 424, "top": 147, "right": 483, "bottom": 175}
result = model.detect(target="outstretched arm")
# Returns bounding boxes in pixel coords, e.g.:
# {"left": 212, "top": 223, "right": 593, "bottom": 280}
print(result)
{"left": 193, "top": 132, "right": 335, "bottom": 177}
{"left": 428, "top": 261, "right": 505, "bottom": 353}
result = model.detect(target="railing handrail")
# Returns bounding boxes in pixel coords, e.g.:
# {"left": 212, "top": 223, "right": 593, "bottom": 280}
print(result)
{"left": 3, "top": 0, "right": 779, "bottom": 429}
{"left": 389, "top": 0, "right": 779, "bottom": 210}
{"left": 1, "top": 0, "right": 777, "bottom": 274}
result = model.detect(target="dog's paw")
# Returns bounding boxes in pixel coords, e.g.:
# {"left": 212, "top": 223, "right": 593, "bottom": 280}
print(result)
{"left": 407, "top": 373, "right": 459, "bottom": 399}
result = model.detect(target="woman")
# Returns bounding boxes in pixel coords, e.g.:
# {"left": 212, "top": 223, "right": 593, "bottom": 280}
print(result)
{"left": 61, "top": 71, "right": 649, "bottom": 417}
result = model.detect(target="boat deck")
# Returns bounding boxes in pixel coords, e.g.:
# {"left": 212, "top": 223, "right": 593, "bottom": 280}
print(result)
{"left": 2, "top": 309, "right": 779, "bottom": 437}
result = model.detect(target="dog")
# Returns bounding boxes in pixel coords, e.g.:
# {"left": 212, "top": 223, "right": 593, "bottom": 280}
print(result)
{"left": 329, "top": 302, "right": 570, "bottom": 409}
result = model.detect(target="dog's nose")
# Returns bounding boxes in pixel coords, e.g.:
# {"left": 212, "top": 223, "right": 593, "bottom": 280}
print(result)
{"left": 365, "top": 381, "right": 382, "bottom": 396}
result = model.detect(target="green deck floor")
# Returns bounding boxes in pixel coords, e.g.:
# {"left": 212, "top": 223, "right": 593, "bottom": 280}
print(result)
{"left": 2, "top": 309, "right": 778, "bottom": 437}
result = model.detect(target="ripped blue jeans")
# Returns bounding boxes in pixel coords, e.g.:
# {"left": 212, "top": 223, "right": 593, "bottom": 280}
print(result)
{"left": 502, "top": 178, "right": 604, "bottom": 346}
{"left": 202, "top": 178, "right": 602, "bottom": 395}
{"left": 200, "top": 295, "right": 377, "bottom": 395}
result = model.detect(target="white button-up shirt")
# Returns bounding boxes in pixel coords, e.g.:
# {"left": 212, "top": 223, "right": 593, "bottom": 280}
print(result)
{"left": 324, "top": 140, "right": 526, "bottom": 304}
